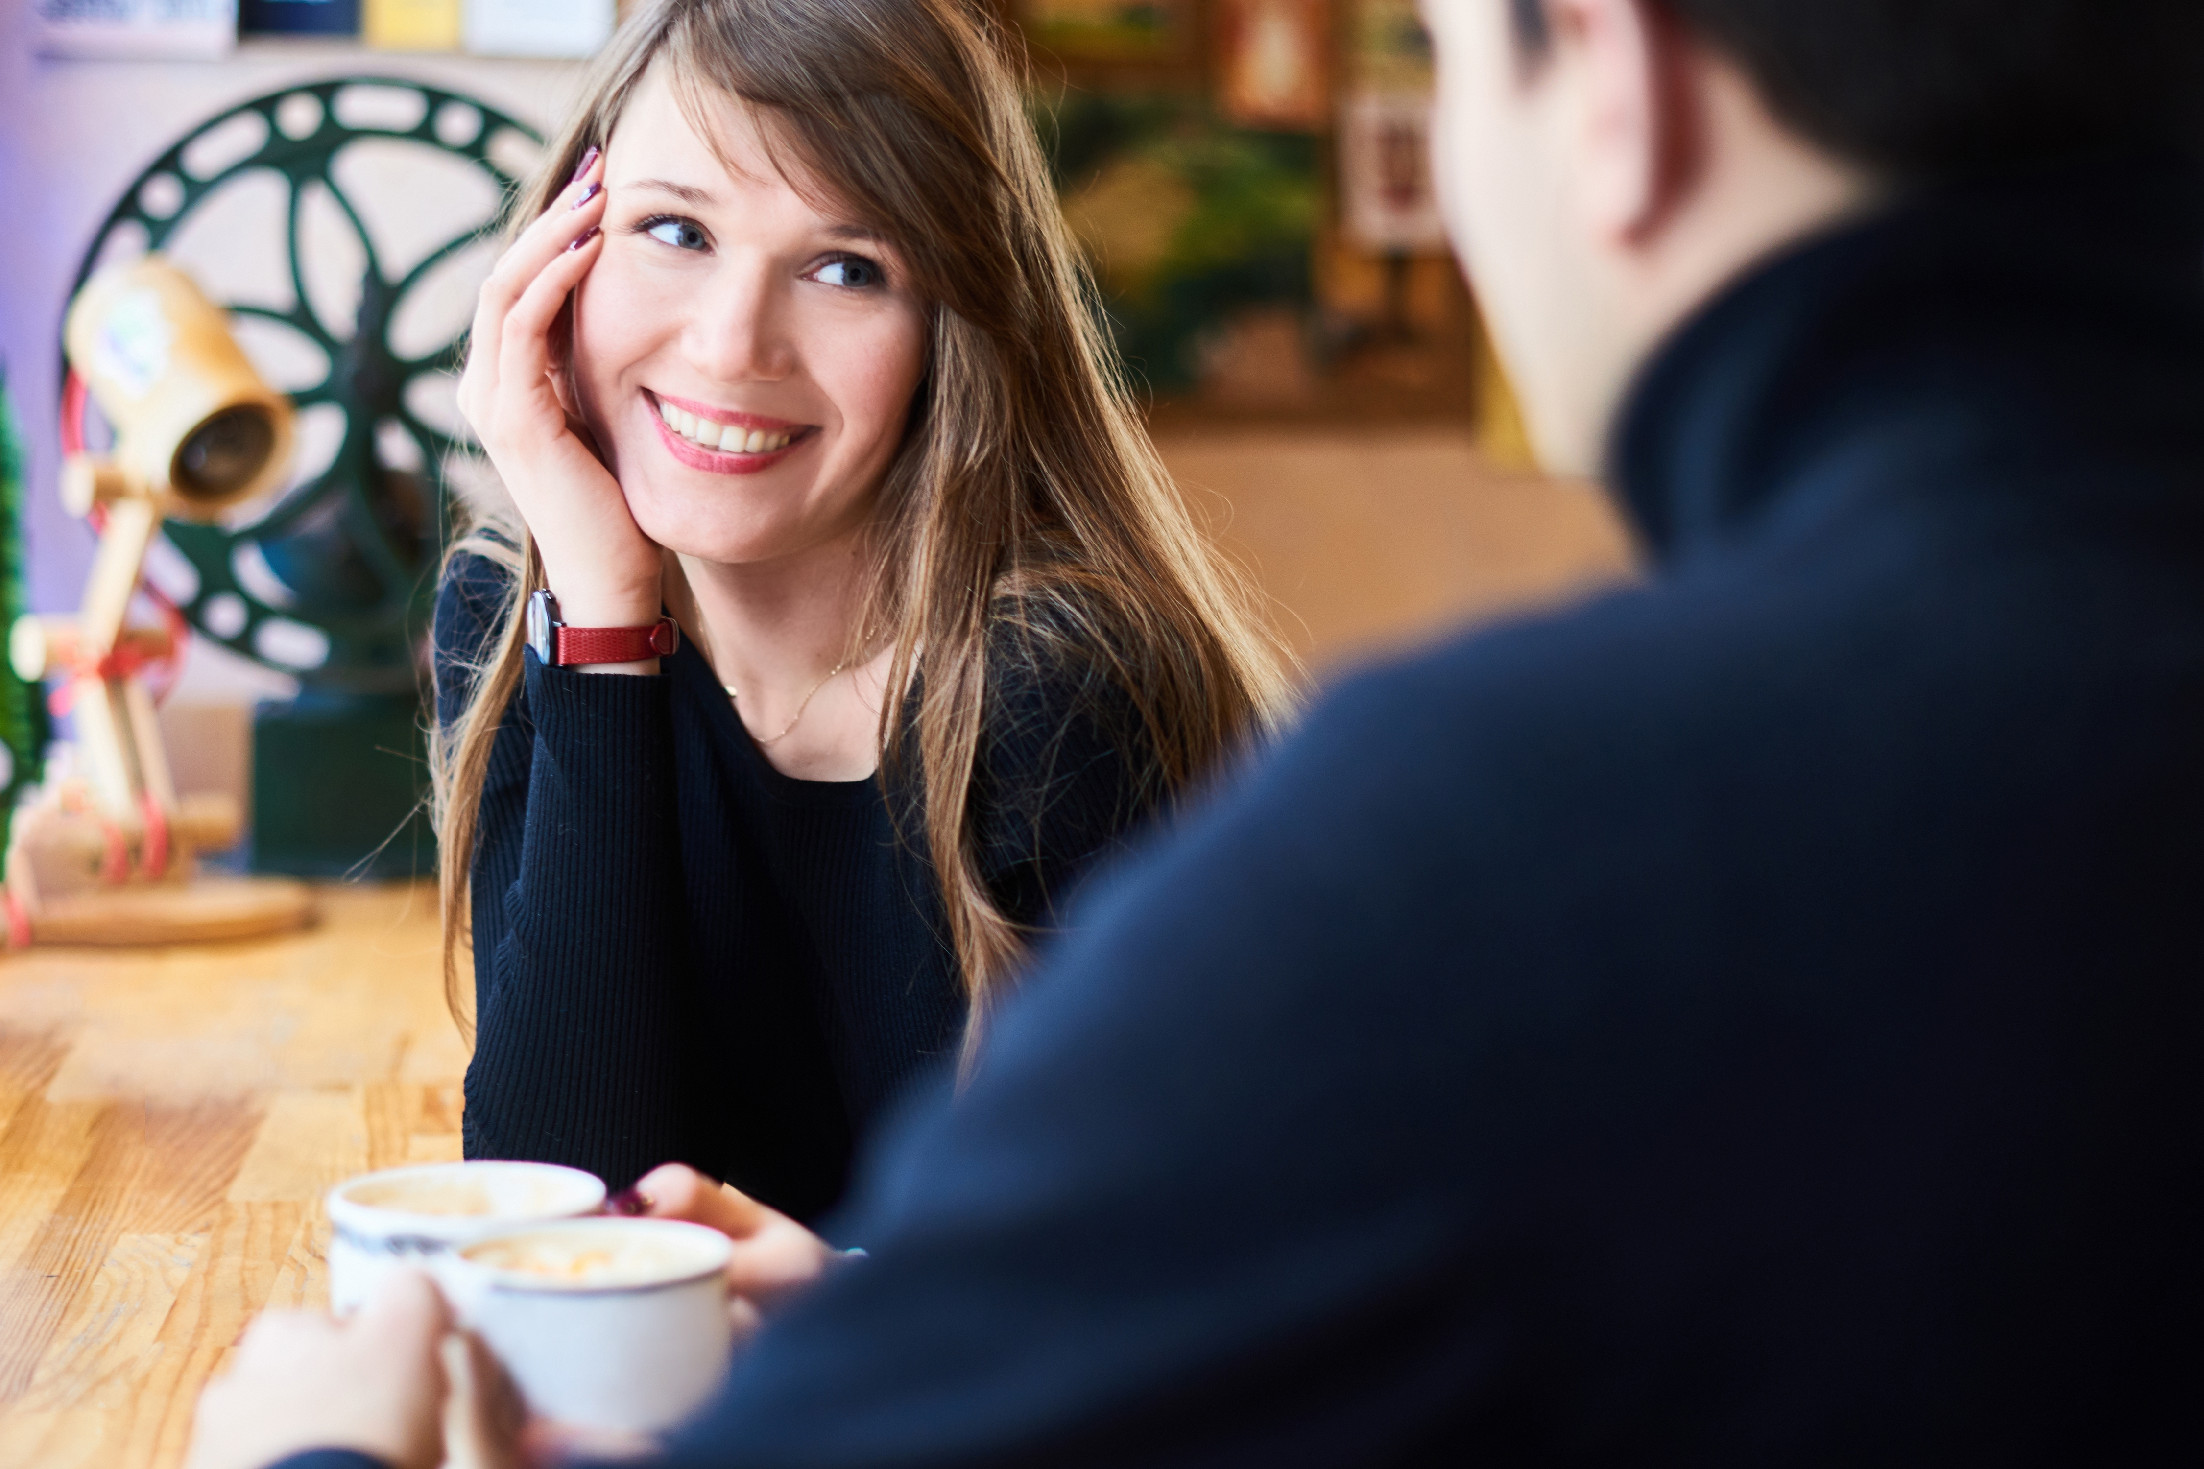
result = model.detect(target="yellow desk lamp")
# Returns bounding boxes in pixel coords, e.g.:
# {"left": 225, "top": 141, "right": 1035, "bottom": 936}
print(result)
{"left": 5, "top": 256, "right": 314, "bottom": 946}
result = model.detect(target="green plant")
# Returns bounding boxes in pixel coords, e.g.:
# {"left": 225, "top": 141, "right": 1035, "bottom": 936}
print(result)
{"left": 1041, "top": 92, "right": 1319, "bottom": 392}
{"left": 0, "top": 366, "right": 52, "bottom": 851}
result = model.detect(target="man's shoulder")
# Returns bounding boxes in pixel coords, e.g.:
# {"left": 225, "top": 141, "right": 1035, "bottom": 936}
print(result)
{"left": 1305, "top": 478, "right": 2110, "bottom": 768}
{"left": 1235, "top": 512, "right": 2147, "bottom": 879}
{"left": 1289, "top": 572, "right": 1746, "bottom": 801}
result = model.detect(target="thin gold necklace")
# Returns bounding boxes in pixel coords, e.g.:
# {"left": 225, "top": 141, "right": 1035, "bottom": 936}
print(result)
{"left": 725, "top": 647, "right": 862, "bottom": 747}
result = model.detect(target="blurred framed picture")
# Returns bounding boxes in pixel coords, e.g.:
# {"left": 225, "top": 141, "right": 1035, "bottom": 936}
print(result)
{"left": 239, "top": 0, "right": 359, "bottom": 36}
{"left": 1215, "top": 0, "right": 1331, "bottom": 130}
{"left": 1020, "top": 0, "right": 1191, "bottom": 61}
{"left": 1340, "top": 90, "right": 1447, "bottom": 252}
{"left": 36, "top": 0, "right": 238, "bottom": 57}
{"left": 466, "top": 0, "right": 614, "bottom": 57}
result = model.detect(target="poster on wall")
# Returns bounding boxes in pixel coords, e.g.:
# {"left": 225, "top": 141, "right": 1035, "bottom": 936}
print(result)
{"left": 1019, "top": 0, "right": 1190, "bottom": 61}
{"left": 35, "top": 0, "right": 238, "bottom": 59}
{"left": 239, "top": 0, "right": 358, "bottom": 35}
{"left": 1341, "top": 0, "right": 1442, "bottom": 253}
{"left": 465, "top": 0, "right": 614, "bottom": 56}
{"left": 364, "top": 0, "right": 460, "bottom": 50}
{"left": 1215, "top": 0, "right": 1330, "bottom": 130}
{"left": 1339, "top": 91, "right": 1447, "bottom": 253}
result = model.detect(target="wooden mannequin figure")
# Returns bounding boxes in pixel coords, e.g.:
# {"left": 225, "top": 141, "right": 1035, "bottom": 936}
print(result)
{"left": 3, "top": 257, "right": 314, "bottom": 948}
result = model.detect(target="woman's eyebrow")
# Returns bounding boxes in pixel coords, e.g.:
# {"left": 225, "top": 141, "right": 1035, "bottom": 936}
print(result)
{"left": 824, "top": 223, "right": 888, "bottom": 246}
{"left": 624, "top": 178, "right": 718, "bottom": 205}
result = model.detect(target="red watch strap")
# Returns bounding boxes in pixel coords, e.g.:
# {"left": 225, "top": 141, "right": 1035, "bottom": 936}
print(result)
{"left": 551, "top": 617, "right": 680, "bottom": 666}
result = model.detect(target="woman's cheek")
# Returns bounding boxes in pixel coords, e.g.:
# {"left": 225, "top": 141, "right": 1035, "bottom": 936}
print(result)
{"left": 829, "top": 309, "right": 928, "bottom": 448}
{"left": 572, "top": 249, "right": 670, "bottom": 385}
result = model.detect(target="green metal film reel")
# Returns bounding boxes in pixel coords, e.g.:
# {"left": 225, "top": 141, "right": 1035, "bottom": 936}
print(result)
{"left": 71, "top": 77, "right": 539, "bottom": 694}
{"left": 69, "top": 78, "right": 542, "bottom": 874}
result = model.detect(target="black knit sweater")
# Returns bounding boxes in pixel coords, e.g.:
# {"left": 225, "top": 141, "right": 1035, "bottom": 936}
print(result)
{"left": 435, "top": 553, "right": 1164, "bottom": 1221}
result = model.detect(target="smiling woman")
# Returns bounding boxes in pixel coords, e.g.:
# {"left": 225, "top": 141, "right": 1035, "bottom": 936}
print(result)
{"left": 428, "top": 0, "right": 1294, "bottom": 1248}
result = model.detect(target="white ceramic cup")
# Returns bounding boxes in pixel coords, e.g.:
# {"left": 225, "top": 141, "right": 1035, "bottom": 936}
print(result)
{"left": 433, "top": 1217, "right": 736, "bottom": 1436}
{"left": 325, "top": 1160, "right": 606, "bottom": 1316}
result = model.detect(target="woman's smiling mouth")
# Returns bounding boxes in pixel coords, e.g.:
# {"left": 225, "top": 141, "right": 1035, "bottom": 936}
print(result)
{"left": 648, "top": 391, "right": 816, "bottom": 473}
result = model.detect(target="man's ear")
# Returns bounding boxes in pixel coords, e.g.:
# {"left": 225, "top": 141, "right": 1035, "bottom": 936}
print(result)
{"left": 1548, "top": 0, "right": 1702, "bottom": 245}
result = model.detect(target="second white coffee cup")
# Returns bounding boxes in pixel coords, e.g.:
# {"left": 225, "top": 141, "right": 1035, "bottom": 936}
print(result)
{"left": 433, "top": 1216, "right": 737, "bottom": 1435}
{"left": 326, "top": 1160, "right": 607, "bottom": 1316}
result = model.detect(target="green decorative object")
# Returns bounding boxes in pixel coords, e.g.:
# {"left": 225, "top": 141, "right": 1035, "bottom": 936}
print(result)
{"left": 0, "top": 368, "right": 51, "bottom": 854}
{"left": 1021, "top": 0, "right": 1189, "bottom": 61}
{"left": 1045, "top": 93, "right": 1320, "bottom": 392}
{"left": 69, "top": 78, "right": 540, "bottom": 877}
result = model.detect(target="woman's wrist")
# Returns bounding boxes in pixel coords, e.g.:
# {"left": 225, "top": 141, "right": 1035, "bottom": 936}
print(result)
{"left": 536, "top": 575, "right": 663, "bottom": 632}
{"left": 531, "top": 573, "right": 667, "bottom": 677}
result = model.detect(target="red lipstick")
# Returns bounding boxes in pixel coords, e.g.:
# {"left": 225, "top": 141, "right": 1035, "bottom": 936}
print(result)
{"left": 646, "top": 392, "right": 815, "bottom": 475}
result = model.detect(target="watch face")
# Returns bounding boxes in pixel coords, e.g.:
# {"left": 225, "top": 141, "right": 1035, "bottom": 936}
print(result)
{"left": 526, "top": 590, "right": 557, "bottom": 664}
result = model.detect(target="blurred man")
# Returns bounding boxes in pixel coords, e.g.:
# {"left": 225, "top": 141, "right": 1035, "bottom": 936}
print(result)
{"left": 198, "top": 1, "right": 2204, "bottom": 1464}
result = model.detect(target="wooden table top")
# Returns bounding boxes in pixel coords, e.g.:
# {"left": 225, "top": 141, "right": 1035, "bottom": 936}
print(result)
{"left": 0, "top": 882, "right": 466, "bottom": 1469}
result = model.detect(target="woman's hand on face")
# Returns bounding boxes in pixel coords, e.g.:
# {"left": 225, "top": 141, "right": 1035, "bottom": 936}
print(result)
{"left": 456, "top": 148, "right": 662, "bottom": 628}
{"left": 617, "top": 1163, "right": 843, "bottom": 1330}
{"left": 184, "top": 1270, "right": 452, "bottom": 1469}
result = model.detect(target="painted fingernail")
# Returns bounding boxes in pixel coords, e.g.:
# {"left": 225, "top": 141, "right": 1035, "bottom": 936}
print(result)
{"left": 606, "top": 1187, "right": 652, "bottom": 1215}
{"left": 568, "top": 226, "right": 600, "bottom": 252}
{"left": 568, "top": 144, "right": 600, "bottom": 184}
{"left": 570, "top": 182, "right": 600, "bottom": 211}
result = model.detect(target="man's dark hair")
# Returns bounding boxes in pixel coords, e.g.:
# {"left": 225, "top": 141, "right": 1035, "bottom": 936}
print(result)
{"left": 1507, "top": 0, "right": 2204, "bottom": 177}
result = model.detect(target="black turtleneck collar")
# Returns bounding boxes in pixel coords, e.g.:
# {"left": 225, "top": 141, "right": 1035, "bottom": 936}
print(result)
{"left": 1607, "top": 153, "right": 2204, "bottom": 563}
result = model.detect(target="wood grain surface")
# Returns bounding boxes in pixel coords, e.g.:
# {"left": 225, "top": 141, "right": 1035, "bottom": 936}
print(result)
{"left": 0, "top": 883, "right": 464, "bottom": 1469}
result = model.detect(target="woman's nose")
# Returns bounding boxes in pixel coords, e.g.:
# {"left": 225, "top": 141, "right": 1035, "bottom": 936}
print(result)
{"left": 686, "top": 266, "right": 795, "bottom": 384}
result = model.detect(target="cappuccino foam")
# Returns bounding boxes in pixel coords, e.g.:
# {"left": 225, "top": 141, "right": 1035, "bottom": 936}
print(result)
{"left": 464, "top": 1229, "right": 712, "bottom": 1289}
{"left": 343, "top": 1178, "right": 498, "bottom": 1216}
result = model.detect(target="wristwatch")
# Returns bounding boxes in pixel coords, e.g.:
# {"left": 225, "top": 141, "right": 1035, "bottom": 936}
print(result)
{"left": 526, "top": 589, "right": 680, "bottom": 666}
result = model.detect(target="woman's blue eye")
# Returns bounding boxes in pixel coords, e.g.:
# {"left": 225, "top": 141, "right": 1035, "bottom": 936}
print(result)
{"left": 645, "top": 218, "right": 709, "bottom": 251}
{"left": 814, "top": 257, "right": 882, "bottom": 289}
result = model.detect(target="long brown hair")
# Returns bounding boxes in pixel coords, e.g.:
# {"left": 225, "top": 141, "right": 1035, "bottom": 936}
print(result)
{"left": 431, "top": 0, "right": 1296, "bottom": 1054}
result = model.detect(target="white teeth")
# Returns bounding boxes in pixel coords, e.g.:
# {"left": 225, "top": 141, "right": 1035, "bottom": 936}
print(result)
{"left": 657, "top": 398, "right": 796, "bottom": 453}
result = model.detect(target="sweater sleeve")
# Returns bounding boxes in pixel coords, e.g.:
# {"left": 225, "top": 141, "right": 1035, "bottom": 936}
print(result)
{"left": 434, "top": 553, "right": 694, "bottom": 1191}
